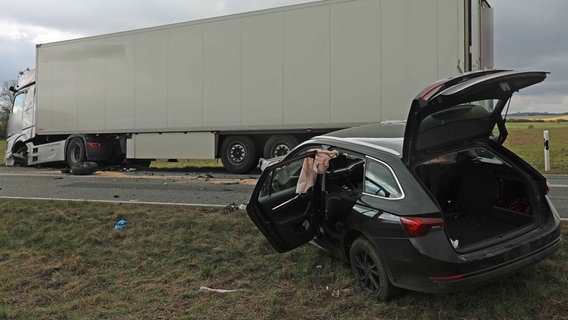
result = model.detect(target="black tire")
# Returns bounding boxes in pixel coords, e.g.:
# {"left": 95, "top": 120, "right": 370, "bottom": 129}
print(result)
{"left": 66, "top": 138, "right": 86, "bottom": 167}
{"left": 263, "top": 135, "right": 298, "bottom": 159}
{"left": 70, "top": 161, "right": 98, "bottom": 175}
{"left": 13, "top": 145, "right": 28, "bottom": 166}
{"left": 349, "top": 237, "right": 396, "bottom": 301}
{"left": 220, "top": 136, "right": 258, "bottom": 174}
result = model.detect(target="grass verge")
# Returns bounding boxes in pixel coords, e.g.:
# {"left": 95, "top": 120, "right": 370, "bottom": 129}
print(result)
{"left": 0, "top": 140, "right": 5, "bottom": 164}
{"left": 150, "top": 159, "right": 223, "bottom": 170}
{"left": 0, "top": 200, "right": 566, "bottom": 319}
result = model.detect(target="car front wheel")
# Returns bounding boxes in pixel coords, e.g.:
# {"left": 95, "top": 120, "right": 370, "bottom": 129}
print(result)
{"left": 349, "top": 237, "right": 395, "bottom": 300}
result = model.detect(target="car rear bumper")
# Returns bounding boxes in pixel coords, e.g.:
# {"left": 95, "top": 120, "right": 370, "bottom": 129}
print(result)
{"left": 381, "top": 213, "right": 561, "bottom": 294}
{"left": 423, "top": 234, "right": 561, "bottom": 293}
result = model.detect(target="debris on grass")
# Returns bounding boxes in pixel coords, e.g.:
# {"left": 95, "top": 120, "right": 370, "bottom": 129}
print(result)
{"left": 221, "top": 203, "right": 246, "bottom": 214}
{"left": 199, "top": 286, "right": 243, "bottom": 293}
{"left": 114, "top": 219, "right": 128, "bottom": 230}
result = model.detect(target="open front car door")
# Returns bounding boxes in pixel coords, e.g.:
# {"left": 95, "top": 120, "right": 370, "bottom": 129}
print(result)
{"left": 246, "top": 151, "right": 319, "bottom": 253}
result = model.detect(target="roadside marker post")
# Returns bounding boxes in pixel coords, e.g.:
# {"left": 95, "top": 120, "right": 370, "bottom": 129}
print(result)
{"left": 544, "top": 130, "right": 550, "bottom": 171}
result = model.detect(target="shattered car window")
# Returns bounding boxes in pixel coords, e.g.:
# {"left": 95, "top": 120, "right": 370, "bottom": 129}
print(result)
{"left": 259, "top": 155, "right": 308, "bottom": 198}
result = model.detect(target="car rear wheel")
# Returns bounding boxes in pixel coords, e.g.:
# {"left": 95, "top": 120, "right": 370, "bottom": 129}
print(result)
{"left": 349, "top": 237, "right": 395, "bottom": 301}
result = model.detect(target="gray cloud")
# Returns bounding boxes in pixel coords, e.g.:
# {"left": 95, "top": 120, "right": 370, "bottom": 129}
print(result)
{"left": 493, "top": 0, "right": 568, "bottom": 112}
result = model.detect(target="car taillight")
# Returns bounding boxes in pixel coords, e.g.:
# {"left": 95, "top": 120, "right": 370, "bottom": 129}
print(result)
{"left": 430, "top": 274, "right": 463, "bottom": 282}
{"left": 417, "top": 83, "right": 444, "bottom": 101}
{"left": 400, "top": 217, "right": 444, "bottom": 238}
{"left": 88, "top": 142, "right": 101, "bottom": 148}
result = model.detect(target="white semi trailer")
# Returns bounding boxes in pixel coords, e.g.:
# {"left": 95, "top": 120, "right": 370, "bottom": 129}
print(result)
{"left": 5, "top": 0, "right": 493, "bottom": 173}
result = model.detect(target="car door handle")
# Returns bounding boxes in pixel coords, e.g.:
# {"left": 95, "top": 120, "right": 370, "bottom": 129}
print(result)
{"left": 272, "top": 194, "right": 301, "bottom": 211}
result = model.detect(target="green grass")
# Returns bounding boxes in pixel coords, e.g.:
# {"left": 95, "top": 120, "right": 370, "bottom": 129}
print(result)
{"left": 0, "top": 199, "right": 566, "bottom": 319}
{"left": 504, "top": 122, "right": 568, "bottom": 174}
{"left": 0, "top": 139, "right": 5, "bottom": 164}
{"left": 150, "top": 159, "right": 223, "bottom": 170}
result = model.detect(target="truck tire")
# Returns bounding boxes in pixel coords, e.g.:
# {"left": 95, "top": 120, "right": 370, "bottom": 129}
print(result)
{"left": 66, "top": 138, "right": 86, "bottom": 167}
{"left": 70, "top": 161, "right": 99, "bottom": 175}
{"left": 220, "top": 136, "right": 258, "bottom": 174}
{"left": 263, "top": 135, "right": 298, "bottom": 159}
{"left": 13, "top": 145, "right": 29, "bottom": 166}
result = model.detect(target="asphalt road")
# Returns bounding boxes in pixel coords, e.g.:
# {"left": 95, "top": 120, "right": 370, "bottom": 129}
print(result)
{"left": 0, "top": 166, "right": 566, "bottom": 220}
{"left": 0, "top": 166, "right": 257, "bottom": 208}
{"left": 544, "top": 174, "right": 568, "bottom": 220}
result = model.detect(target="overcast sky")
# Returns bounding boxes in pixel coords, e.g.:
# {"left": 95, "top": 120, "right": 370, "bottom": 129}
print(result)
{"left": 1, "top": 0, "right": 566, "bottom": 113}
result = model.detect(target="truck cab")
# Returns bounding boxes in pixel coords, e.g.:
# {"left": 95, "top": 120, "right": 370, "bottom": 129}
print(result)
{"left": 5, "top": 69, "right": 36, "bottom": 166}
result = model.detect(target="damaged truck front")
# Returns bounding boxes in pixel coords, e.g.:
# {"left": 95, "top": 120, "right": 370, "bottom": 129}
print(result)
{"left": 6, "top": 69, "right": 37, "bottom": 167}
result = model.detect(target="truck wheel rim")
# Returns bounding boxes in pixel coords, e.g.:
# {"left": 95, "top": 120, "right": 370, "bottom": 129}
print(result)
{"left": 273, "top": 144, "right": 291, "bottom": 157}
{"left": 229, "top": 143, "right": 246, "bottom": 163}
{"left": 71, "top": 146, "right": 81, "bottom": 162}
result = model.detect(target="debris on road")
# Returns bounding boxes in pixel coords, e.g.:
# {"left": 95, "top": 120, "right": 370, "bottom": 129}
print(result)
{"left": 70, "top": 162, "right": 99, "bottom": 175}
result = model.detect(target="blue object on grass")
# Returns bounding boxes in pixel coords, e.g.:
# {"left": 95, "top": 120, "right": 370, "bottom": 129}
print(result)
{"left": 114, "top": 219, "right": 128, "bottom": 229}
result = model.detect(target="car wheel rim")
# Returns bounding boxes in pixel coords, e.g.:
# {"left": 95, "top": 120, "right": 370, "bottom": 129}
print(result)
{"left": 353, "top": 249, "right": 381, "bottom": 293}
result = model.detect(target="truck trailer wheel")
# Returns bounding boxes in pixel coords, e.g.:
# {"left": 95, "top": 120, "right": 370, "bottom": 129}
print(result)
{"left": 220, "top": 136, "right": 258, "bottom": 174}
{"left": 66, "top": 138, "right": 86, "bottom": 167}
{"left": 263, "top": 135, "right": 298, "bottom": 159}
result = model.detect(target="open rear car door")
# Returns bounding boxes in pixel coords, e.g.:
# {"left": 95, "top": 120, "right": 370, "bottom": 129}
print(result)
{"left": 402, "top": 70, "right": 548, "bottom": 165}
{"left": 246, "top": 151, "right": 319, "bottom": 253}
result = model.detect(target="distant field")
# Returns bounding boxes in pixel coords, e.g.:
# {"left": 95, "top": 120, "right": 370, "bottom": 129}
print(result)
{"left": 508, "top": 115, "right": 568, "bottom": 122}
{"left": 504, "top": 122, "right": 568, "bottom": 174}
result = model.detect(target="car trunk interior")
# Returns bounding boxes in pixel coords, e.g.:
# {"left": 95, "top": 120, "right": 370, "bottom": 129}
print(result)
{"left": 414, "top": 147, "right": 537, "bottom": 251}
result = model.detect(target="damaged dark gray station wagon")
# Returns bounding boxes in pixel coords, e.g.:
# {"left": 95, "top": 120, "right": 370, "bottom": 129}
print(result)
{"left": 246, "top": 70, "right": 562, "bottom": 300}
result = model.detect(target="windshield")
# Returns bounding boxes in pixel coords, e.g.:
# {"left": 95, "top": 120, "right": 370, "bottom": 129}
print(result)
{"left": 12, "top": 93, "right": 25, "bottom": 114}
